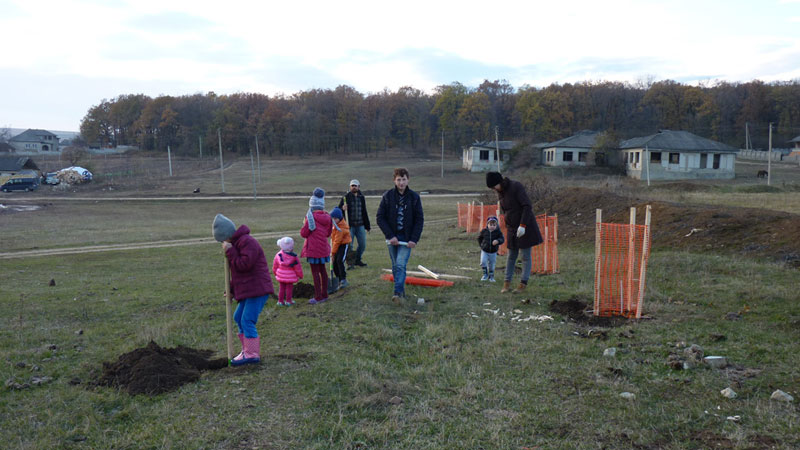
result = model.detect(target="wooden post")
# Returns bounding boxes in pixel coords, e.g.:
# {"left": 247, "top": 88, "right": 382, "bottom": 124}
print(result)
{"left": 627, "top": 207, "right": 637, "bottom": 315}
{"left": 553, "top": 213, "right": 559, "bottom": 273}
{"left": 594, "top": 209, "right": 602, "bottom": 315}
{"left": 199, "top": 136, "right": 203, "bottom": 159}
{"left": 479, "top": 202, "right": 484, "bottom": 233}
{"left": 223, "top": 257, "right": 234, "bottom": 362}
{"left": 543, "top": 215, "right": 549, "bottom": 273}
{"left": 635, "top": 205, "right": 652, "bottom": 318}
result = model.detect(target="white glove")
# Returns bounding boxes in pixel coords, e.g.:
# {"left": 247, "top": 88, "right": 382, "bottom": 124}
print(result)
{"left": 516, "top": 226, "right": 526, "bottom": 238}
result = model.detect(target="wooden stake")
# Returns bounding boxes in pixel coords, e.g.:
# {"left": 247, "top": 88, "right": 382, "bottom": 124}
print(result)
{"left": 635, "top": 205, "right": 652, "bottom": 319}
{"left": 417, "top": 265, "right": 440, "bottom": 279}
{"left": 594, "top": 209, "right": 602, "bottom": 315}
{"left": 627, "top": 207, "right": 637, "bottom": 315}
{"left": 223, "top": 256, "right": 234, "bottom": 363}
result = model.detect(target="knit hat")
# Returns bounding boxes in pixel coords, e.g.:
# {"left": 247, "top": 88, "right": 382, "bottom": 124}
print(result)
{"left": 349, "top": 179, "right": 360, "bottom": 187}
{"left": 309, "top": 187, "right": 325, "bottom": 210}
{"left": 487, "top": 215, "right": 498, "bottom": 225}
{"left": 330, "top": 207, "right": 343, "bottom": 221}
{"left": 277, "top": 236, "right": 294, "bottom": 252}
{"left": 486, "top": 172, "right": 503, "bottom": 188}
{"left": 212, "top": 214, "right": 236, "bottom": 242}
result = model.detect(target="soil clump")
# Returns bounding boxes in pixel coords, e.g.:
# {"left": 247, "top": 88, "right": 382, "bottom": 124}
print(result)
{"left": 96, "top": 341, "right": 228, "bottom": 395}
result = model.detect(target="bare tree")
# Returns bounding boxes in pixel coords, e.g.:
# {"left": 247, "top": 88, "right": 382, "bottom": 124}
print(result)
{"left": 62, "top": 146, "right": 89, "bottom": 166}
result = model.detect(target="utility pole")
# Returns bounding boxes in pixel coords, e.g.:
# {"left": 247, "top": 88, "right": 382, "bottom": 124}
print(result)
{"left": 250, "top": 148, "right": 257, "bottom": 200}
{"left": 255, "top": 134, "right": 262, "bottom": 183}
{"left": 745, "top": 122, "right": 753, "bottom": 151}
{"left": 768, "top": 123, "right": 772, "bottom": 186}
{"left": 495, "top": 126, "right": 501, "bottom": 171}
{"left": 218, "top": 128, "right": 225, "bottom": 193}
{"left": 440, "top": 130, "right": 444, "bottom": 178}
{"left": 167, "top": 145, "right": 173, "bottom": 176}
{"left": 199, "top": 136, "right": 203, "bottom": 158}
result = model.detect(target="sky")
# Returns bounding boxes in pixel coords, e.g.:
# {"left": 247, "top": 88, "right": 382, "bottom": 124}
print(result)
{"left": 1, "top": 0, "right": 799, "bottom": 132}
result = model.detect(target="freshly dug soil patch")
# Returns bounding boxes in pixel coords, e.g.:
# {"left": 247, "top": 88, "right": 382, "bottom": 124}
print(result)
{"left": 549, "top": 187, "right": 800, "bottom": 265}
{"left": 293, "top": 282, "right": 316, "bottom": 299}
{"left": 549, "top": 297, "right": 629, "bottom": 327}
{"left": 96, "top": 341, "right": 227, "bottom": 395}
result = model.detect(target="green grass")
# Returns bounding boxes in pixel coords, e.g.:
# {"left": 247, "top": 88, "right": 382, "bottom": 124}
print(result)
{"left": 1, "top": 202, "right": 799, "bottom": 448}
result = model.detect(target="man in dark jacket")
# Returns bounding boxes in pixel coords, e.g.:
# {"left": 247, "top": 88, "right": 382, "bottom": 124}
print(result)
{"left": 376, "top": 168, "right": 424, "bottom": 303}
{"left": 338, "top": 179, "right": 371, "bottom": 268}
{"left": 486, "top": 171, "right": 543, "bottom": 294}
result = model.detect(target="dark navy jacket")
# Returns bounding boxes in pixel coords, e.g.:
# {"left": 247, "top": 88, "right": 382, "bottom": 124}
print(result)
{"left": 376, "top": 187, "right": 424, "bottom": 243}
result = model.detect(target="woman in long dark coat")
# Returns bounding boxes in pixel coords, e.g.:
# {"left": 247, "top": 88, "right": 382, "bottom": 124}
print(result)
{"left": 486, "top": 172, "right": 543, "bottom": 293}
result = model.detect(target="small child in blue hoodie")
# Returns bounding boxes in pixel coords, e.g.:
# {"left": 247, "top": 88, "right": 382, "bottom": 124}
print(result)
{"left": 477, "top": 216, "right": 505, "bottom": 282}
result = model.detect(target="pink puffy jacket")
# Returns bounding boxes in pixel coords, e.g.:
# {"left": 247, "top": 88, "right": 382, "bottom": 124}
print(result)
{"left": 272, "top": 250, "right": 303, "bottom": 283}
{"left": 300, "top": 210, "right": 332, "bottom": 258}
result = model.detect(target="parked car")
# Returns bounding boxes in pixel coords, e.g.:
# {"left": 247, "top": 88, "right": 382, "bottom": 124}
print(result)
{"left": 1, "top": 177, "right": 40, "bottom": 192}
{"left": 42, "top": 172, "right": 60, "bottom": 185}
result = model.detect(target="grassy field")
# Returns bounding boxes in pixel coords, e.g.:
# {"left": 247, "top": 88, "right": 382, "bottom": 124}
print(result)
{"left": 1, "top": 154, "right": 799, "bottom": 448}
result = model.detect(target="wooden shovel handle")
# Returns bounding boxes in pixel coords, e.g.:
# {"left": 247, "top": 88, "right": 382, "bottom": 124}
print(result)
{"left": 224, "top": 256, "right": 234, "bottom": 362}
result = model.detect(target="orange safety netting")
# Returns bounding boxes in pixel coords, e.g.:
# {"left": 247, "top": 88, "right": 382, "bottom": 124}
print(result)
{"left": 457, "top": 203, "right": 507, "bottom": 255}
{"left": 531, "top": 214, "right": 559, "bottom": 274}
{"left": 457, "top": 204, "right": 560, "bottom": 266}
{"left": 594, "top": 221, "right": 651, "bottom": 318}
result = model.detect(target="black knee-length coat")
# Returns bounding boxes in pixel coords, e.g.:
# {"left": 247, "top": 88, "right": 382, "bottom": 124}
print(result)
{"left": 497, "top": 177, "right": 543, "bottom": 250}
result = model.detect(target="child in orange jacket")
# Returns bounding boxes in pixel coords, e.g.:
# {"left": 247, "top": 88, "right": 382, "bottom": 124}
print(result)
{"left": 328, "top": 207, "right": 352, "bottom": 293}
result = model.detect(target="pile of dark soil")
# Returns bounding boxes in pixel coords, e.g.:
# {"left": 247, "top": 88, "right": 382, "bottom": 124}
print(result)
{"left": 293, "top": 282, "right": 316, "bottom": 299}
{"left": 96, "top": 341, "right": 228, "bottom": 395}
{"left": 549, "top": 297, "right": 628, "bottom": 327}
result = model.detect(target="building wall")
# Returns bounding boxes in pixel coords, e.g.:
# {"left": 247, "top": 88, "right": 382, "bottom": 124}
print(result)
{"left": 463, "top": 148, "right": 506, "bottom": 172}
{"left": 623, "top": 148, "right": 735, "bottom": 180}
{"left": 9, "top": 136, "right": 60, "bottom": 154}
{"left": 542, "top": 146, "right": 590, "bottom": 167}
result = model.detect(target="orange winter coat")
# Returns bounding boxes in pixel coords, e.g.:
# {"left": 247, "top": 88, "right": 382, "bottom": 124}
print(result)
{"left": 331, "top": 219, "right": 352, "bottom": 256}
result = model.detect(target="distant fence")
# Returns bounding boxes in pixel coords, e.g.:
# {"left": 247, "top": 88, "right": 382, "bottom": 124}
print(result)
{"left": 457, "top": 202, "right": 559, "bottom": 274}
{"left": 594, "top": 206, "right": 651, "bottom": 319}
{"left": 738, "top": 149, "right": 786, "bottom": 161}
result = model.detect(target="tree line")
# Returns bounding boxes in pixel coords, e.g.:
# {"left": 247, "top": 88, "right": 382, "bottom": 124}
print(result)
{"left": 79, "top": 79, "right": 800, "bottom": 156}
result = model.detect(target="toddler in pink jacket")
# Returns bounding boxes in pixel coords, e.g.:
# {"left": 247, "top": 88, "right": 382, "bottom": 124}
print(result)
{"left": 272, "top": 237, "right": 303, "bottom": 306}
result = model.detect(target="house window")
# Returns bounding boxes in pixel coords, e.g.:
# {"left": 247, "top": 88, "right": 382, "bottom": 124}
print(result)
{"left": 713, "top": 154, "right": 721, "bottom": 169}
{"left": 669, "top": 153, "right": 680, "bottom": 164}
{"left": 650, "top": 152, "right": 661, "bottom": 162}
{"left": 635, "top": 152, "right": 640, "bottom": 163}
{"left": 700, "top": 153, "right": 708, "bottom": 168}
{"left": 479, "top": 150, "right": 489, "bottom": 161}
{"left": 563, "top": 151, "right": 573, "bottom": 162}
{"left": 578, "top": 152, "right": 587, "bottom": 162}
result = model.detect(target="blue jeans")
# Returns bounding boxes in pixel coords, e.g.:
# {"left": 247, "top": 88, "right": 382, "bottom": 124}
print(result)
{"left": 505, "top": 247, "right": 532, "bottom": 283}
{"left": 351, "top": 225, "right": 367, "bottom": 263}
{"left": 480, "top": 251, "right": 497, "bottom": 272}
{"left": 387, "top": 244, "right": 412, "bottom": 296}
{"left": 233, "top": 294, "right": 268, "bottom": 338}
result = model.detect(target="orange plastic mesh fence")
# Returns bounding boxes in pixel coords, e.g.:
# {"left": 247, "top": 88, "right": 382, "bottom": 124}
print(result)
{"left": 531, "top": 214, "right": 559, "bottom": 274}
{"left": 594, "top": 222, "right": 651, "bottom": 318}
{"left": 456, "top": 204, "right": 560, "bottom": 261}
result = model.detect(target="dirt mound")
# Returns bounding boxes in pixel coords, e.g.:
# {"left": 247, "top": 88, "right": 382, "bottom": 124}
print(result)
{"left": 550, "top": 187, "right": 800, "bottom": 265}
{"left": 549, "top": 297, "right": 629, "bottom": 327}
{"left": 293, "top": 282, "right": 316, "bottom": 299}
{"left": 96, "top": 341, "right": 227, "bottom": 395}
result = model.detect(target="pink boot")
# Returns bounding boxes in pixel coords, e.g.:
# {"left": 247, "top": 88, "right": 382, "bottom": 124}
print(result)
{"left": 231, "top": 336, "right": 261, "bottom": 366}
{"left": 232, "top": 333, "right": 245, "bottom": 361}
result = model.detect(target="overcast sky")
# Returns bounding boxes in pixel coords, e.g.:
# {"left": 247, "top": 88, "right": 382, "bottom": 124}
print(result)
{"left": 1, "top": 0, "right": 799, "bottom": 132}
